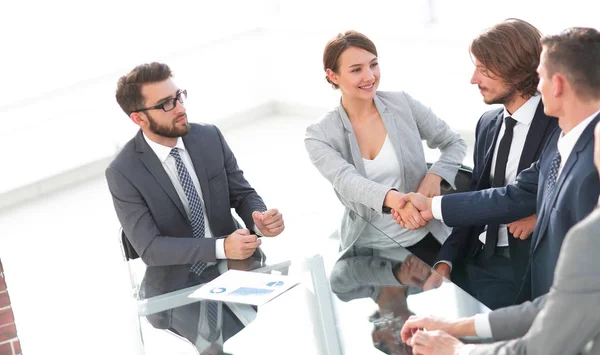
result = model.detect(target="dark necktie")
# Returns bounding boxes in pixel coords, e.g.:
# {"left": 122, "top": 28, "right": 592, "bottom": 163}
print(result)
{"left": 545, "top": 150, "right": 562, "bottom": 197}
{"left": 484, "top": 117, "right": 517, "bottom": 258}
{"left": 170, "top": 148, "right": 219, "bottom": 342}
{"left": 170, "top": 148, "right": 208, "bottom": 275}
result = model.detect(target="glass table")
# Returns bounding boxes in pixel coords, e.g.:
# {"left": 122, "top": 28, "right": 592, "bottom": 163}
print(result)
{"left": 123, "top": 213, "right": 490, "bottom": 355}
{"left": 328, "top": 214, "right": 490, "bottom": 354}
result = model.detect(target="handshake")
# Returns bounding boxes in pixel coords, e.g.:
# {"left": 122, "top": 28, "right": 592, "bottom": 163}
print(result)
{"left": 386, "top": 190, "right": 435, "bottom": 230}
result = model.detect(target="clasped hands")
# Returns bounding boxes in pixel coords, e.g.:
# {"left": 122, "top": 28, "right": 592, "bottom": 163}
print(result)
{"left": 390, "top": 192, "right": 434, "bottom": 230}
{"left": 224, "top": 208, "right": 284, "bottom": 260}
{"left": 386, "top": 173, "right": 440, "bottom": 230}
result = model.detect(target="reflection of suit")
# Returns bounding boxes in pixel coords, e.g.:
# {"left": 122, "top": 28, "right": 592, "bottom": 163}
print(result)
{"left": 441, "top": 114, "right": 600, "bottom": 299}
{"left": 469, "top": 207, "right": 600, "bottom": 354}
{"left": 330, "top": 247, "right": 413, "bottom": 302}
{"left": 106, "top": 124, "right": 265, "bottom": 334}
{"left": 437, "top": 102, "right": 557, "bottom": 297}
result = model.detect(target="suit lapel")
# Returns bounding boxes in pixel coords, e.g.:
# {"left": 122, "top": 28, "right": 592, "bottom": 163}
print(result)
{"left": 517, "top": 102, "right": 553, "bottom": 173}
{"left": 338, "top": 102, "right": 368, "bottom": 177}
{"left": 182, "top": 131, "right": 212, "bottom": 221}
{"left": 533, "top": 114, "right": 600, "bottom": 251}
{"left": 135, "top": 131, "right": 187, "bottom": 218}
{"left": 476, "top": 111, "right": 503, "bottom": 190}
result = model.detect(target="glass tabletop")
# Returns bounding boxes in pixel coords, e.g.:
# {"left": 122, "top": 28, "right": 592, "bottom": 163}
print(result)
{"left": 124, "top": 198, "right": 490, "bottom": 354}
{"left": 328, "top": 212, "right": 490, "bottom": 355}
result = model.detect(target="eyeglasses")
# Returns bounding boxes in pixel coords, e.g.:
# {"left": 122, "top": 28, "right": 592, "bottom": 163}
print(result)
{"left": 131, "top": 89, "right": 187, "bottom": 114}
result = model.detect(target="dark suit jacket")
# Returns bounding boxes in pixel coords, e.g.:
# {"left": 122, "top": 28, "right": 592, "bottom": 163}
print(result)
{"left": 440, "top": 113, "right": 600, "bottom": 300}
{"left": 437, "top": 101, "right": 557, "bottom": 286}
{"left": 106, "top": 123, "right": 266, "bottom": 329}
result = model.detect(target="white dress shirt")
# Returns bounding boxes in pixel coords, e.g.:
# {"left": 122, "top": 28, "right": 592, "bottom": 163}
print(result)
{"left": 143, "top": 134, "right": 226, "bottom": 259}
{"left": 482, "top": 95, "right": 540, "bottom": 247}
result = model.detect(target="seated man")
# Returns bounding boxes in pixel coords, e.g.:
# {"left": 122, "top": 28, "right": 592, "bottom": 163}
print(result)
{"left": 106, "top": 62, "right": 284, "bottom": 352}
{"left": 400, "top": 27, "right": 600, "bottom": 355}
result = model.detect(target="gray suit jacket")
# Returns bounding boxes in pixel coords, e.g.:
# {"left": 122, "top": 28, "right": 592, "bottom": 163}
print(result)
{"left": 304, "top": 91, "right": 467, "bottom": 249}
{"left": 106, "top": 123, "right": 266, "bottom": 329}
{"left": 470, "top": 207, "right": 600, "bottom": 354}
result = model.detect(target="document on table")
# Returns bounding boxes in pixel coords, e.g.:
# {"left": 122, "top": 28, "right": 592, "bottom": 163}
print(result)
{"left": 189, "top": 270, "right": 299, "bottom": 306}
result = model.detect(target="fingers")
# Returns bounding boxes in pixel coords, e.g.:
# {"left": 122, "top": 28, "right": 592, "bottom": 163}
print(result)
{"left": 252, "top": 209, "right": 285, "bottom": 236}
{"left": 397, "top": 203, "right": 428, "bottom": 230}
{"left": 225, "top": 231, "right": 261, "bottom": 259}
{"left": 519, "top": 232, "right": 531, "bottom": 240}
{"left": 232, "top": 228, "right": 250, "bottom": 236}
{"left": 423, "top": 273, "right": 443, "bottom": 291}
{"left": 507, "top": 223, "right": 532, "bottom": 240}
{"left": 260, "top": 208, "right": 281, "bottom": 224}
{"left": 400, "top": 316, "right": 425, "bottom": 342}
{"left": 397, "top": 193, "right": 410, "bottom": 209}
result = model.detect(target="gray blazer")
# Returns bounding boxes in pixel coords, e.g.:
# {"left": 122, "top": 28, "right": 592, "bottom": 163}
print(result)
{"left": 470, "top": 207, "right": 600, "bottom": 355}
{"left": 106, "top": 123, "right": 266, "bottom": 329}
{"left": 305, "top": 91, "right": 467, "bottom": 249}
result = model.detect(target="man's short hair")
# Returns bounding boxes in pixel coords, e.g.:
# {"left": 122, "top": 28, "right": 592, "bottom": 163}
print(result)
{"left": 115, "top": 62, "right": 172, "bottom": 115}
{"left": 541, "top": 27, "right": 600, "bottom": 101}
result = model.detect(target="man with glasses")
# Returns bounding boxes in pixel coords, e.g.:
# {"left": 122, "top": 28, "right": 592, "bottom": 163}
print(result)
{"left": 106, "top": 62, "right": 284, "bottom": 352}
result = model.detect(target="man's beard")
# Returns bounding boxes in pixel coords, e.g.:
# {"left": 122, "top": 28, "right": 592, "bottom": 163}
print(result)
{"left": 484, "top": 86, "right": 519, "bottom": 106}
{"left": 146, "top": 112, "right": 190, "bottom": 138}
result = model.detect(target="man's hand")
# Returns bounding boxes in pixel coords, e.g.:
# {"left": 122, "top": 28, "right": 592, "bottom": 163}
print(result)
{"left": 417, "top": 173, "right": 443, "bottom": 198}
{"left": 224, "top": 229, "right": 261, "bottom": 260}
{"left": 401, "top": 315, "right": 475, "bottom": 343}
{"left": 400, "top": 315, "right": 455, "bottom": 343}
{"left": 423, "top": 264, "right": 449, "bottom": 291}
{"left": 393, "top": 202, "right": 428, "bottom": 230}
{"left": 394, "top": 255, "right": 431, "bottom": 288}
{"left": 408, "top": 330, "right": 465, "bottom": 355}
{"left": 507, "top": 214, "right": 537, "bottom": 240}
{"left": 252, "top": 208, "right": 284, "bottom": 237}
{"left": 392, "top": 193, "right": 434, "bottom": 229}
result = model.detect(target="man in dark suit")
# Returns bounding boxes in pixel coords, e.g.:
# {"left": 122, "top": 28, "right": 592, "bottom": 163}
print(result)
{"left": 395, "top": 27, "right": 600, "bottom": 302}
{"left": 106, "top": 63, "right": 285, "bottom": 352}
{"left": 432, "top": 19, "right": 557, "bottom": 309}
{"left": 398, "top": 29, "right": 600, "bottom": 355}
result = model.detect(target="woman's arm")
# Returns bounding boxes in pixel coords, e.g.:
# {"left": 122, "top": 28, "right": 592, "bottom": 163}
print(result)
{"left": 404, "top": 92, "right": 467, "bottom": 190}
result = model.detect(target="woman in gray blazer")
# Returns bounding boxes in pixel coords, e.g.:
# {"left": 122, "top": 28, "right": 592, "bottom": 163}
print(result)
{"left": 305, "top": 31, "right": 466, "bottom": 265}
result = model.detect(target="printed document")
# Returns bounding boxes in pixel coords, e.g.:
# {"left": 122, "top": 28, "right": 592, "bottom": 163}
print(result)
{"left": 189, "top": 270, "right": 298, "bottom": 306}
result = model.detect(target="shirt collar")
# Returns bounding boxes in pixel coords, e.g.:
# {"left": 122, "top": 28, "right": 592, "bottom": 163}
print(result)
{"left": 556, "top": 109, "right": 600, "bottom": 160}
{"left": 503, "top": 95, "right": 540, "bottom": 126}
{"left": 143, "top": 133, "right": 186, "bottom": 163}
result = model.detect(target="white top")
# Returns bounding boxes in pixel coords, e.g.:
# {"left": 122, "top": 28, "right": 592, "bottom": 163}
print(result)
{"left": 143, "top": 134, "right": 226, "bottom": 259}
{"left": 357, "top": 135, "right": 429, "bottom": 248}
{"left": 479, "top": 95, "right": 540, "bottom": 247}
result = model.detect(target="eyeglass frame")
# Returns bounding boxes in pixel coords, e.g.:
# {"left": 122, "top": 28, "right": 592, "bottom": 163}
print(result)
{"left": 130, "top": 89, "right": 187, "bottom": 114}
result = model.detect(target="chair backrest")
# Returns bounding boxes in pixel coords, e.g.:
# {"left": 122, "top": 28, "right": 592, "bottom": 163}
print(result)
{"left": 442, "top": 164, "right": 473, "bottom": 195}
{"left": 120, "top": 229, "right": 140, "bottom": 261}
{"left": 425, "top": 163, "right": 473, "bottom": 195}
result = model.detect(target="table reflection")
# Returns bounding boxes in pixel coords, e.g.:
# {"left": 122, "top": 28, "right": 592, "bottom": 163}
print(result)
{"left": 330, "top": 216, "right": 489, "bottom": 354}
